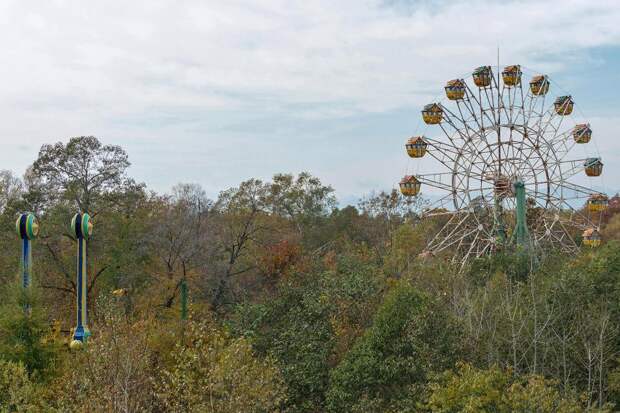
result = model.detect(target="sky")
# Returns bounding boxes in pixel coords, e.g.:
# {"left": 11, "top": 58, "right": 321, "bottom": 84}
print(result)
{"left": 0, "top": 0, "right": 619, "bottom": 205}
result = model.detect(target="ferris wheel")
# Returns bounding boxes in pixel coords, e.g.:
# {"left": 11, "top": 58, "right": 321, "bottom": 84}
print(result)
{"left": 399, "top": 64, "right": 608, "bottom": 266}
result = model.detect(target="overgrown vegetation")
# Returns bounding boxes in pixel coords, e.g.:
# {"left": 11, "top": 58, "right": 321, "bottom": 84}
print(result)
{"left": 0, "top": 136, "right": 619, "bottom": 412}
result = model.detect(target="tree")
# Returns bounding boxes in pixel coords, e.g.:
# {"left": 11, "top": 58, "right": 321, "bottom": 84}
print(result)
{"left": 155, "top": 317, "right": 286, "bottom": 412}
{"left": 0, "top": 282, "right": 57, "bottom": 379}
{"left": 326, "top": 281, "right": 461, "bottom": 411}
{"left": 230, "top": 250, "right": 385, "bottom": 412}
{"left": 266, "top": 172, "right": 336, "bottom": 237}
{"left": 148, "top": 183, "right": 211, "bottom": 311}
{"left": 425, "top": 363, "right": 611, "bottom": 412}
{"left": 30, "top": 136, "right": 132, "bottom": 215}
{"left": 0, "top": 360, "right": 38, "bottom": 412}
{"left": 231, "top": 272, "right": 334, "bottom": 412}
{"left": 27, "top": 137, "right": 147, "bottom": 320}
{"left": 0, "top": 170, "right": 23, "bottom": 214}
{"left": 209, "top": 178, "right": 272, "bottom": 310}
{"left": 359, "top": 189, "right": 427, "bottom": 221}
{"left": 51, "top": 296, "right": 158, "bottom": 412}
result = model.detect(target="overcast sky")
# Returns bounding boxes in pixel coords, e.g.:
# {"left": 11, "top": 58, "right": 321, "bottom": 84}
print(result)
{"left": 0, "top": 0, "right": 619, "bottom": 204}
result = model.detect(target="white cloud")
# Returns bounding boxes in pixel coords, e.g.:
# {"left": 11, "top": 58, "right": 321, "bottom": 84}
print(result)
{"left": 0, "top": 0, "right": 617, "bottom": 199}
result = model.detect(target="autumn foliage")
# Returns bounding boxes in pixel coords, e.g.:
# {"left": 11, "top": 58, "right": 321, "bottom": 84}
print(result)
{"left": 0, "top": 137, "right": 619, "bottom": 412}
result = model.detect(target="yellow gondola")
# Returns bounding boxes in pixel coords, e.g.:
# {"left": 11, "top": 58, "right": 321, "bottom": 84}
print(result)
{"left": 529, "top": 75, "right": 549, "bottom": 95}
{"left": 405, "top": 136, "right": 428, "bottom": 158}
{"left": 554, "top": 96, "right": 574, "bottom": 115}
{"left": 582, "top": 228, "right": 602, "bottom": 248}
{"left": 445, "top": 79, "right": 465, "bottom": 100}
{"left": 502, "top": 65, "right": 521, "bottom": 86}
{"left": 573, "top": 124, "right": 591, "bottom": 144}
{"left": 584, "top": 158, "right": 603, "bottom": 177}
{"left": 587, "top": 193, "right": 608, "bottom": 212}
{"left": 421, "top": 103, "right": 443, "bottom": 125}
{"left": 399, "top": 175, "right": 421, "bottom": 196}
{"left": 472, "top": 66, "right": 492, "bottom": 87}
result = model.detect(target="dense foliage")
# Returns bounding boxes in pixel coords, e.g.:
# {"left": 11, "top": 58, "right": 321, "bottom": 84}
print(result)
{"left": 0, "top": 136, "right": 619, "bottom": 412}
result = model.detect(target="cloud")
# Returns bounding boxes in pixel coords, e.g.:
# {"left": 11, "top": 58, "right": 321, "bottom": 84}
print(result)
{"left": 0, "top": 0, "right": 617, "bottom": 200}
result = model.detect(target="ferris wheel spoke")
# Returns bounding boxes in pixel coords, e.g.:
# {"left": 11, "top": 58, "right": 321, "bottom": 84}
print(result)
{"left": 547, "top": 181, "right": 599, "bottom": 203}
{"left": 508, "top": 84, "right": 526, "bottom": 126}
{"left": 416, "top": 172, "right": 454, "bottom": 192}
{"left": 523, "top": 181, "right": 585, "bottom": 204}
{"left": 456, "top": 153, "right": 494, "bottom": 182}
{"left": 424, "top": 138, "right": 459, "bottom": 169}
{"left": 539, "top": 115, "right": 568, "bottom": 147}
{"left": 423, "top": 192, "right": 463, "bottom": 213}
{"left": 540, "top": 130, "right": 575, "bottom": 161}
{"left": 437, "top": 128, "right": 497, "bottom": 178}
{"left": 456, "top": 98, "right": 483, "bottom": 130}
{"left": 426, "top": 213, "right": 473, "bottom": 250}
{"left": 437, "top": 122, "right": 469, "bottom": 149}
{"left": 523, "top": 92, "right": 549, "bottom": 131}
{"left": 512, "top": 85, "right": 526, "bottom": 125}
{"left": 455, "top": 102, "right": 485, "bottom": 141}
{"left": 527, "top": 209, "right": 572, "bottom": 241}
{"left": 536, "top": 105, "right": 565, "bottom": 146}
{"left": 528, "top": 108, "right": 554, "bottom": 144}
{"left": 418, "top": 173, "right": 493, "bottom": 198}
{"left": 440, "top": 108, "right": 486, "bottom": 146}
{"left": 542, "top": 219, "right": 579, "bottom": 251}
{"left": 482, "top": 87, "right": 497, "bottom": 126}
{"left": 462, "top": 228, "right": 483, "bottom": 264}
{"left": 546, "top": 158, "right": 590, "bottom": 181}
{"left": 464, "top": 83, "right": 496, "bottom": 127}
{"left": 494, "top": 74, "right": 517, "bottom": 125}
{"left": 431, "top": 224, "right": 481, "bottom": 255}
{"left": 522, "top": 187, "right": 552, "bottom": 209}
{"left": 551, "top": 202, "right": 593, "bottom": 231}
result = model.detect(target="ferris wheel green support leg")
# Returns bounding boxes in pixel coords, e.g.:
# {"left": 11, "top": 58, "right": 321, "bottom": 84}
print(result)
{"left": 493, "top": 198, "right": 507, "bottom": 246}
{"left": 512, "top": 180, "right": 533, "bottom": 277}
{"left": 513, "top": 181, "right": 530, "bottom": 250}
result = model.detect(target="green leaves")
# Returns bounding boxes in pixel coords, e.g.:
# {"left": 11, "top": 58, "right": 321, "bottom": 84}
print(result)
{"left": 0, "top": 360, "right": 38, "bottom": 412}
{"left": 326, "top": 281, "right": 461, "bottom": 412}
{"left": 155, "top": 318, "right": 287, "bottom": 413}
{"left": 426, "top": 363, "right": 611, "bottom": 413}
{"left": 30, "top": 136, "right": 132, "bottom": 214}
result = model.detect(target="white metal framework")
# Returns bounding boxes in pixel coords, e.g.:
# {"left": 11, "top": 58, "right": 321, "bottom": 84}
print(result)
{"left": 408, "top": 65, "right": 605, "bottom": 265}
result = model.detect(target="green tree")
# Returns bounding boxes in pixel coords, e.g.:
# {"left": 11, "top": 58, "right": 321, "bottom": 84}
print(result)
{"left": 155, "top": 317, "right": 286, "bottom": 412}
{"left": 233, "top": 273, "right": 334, "bottom": 412}
{"left": 266, "top": 172, "right": 336, "bottom": 240}
{"left": 52, "top": 297, "right": 159, "bottom": 412}
{"left": 0, "top": 282, "right": 57, "bottom": 379}
{"left": 326, "top": 281, "right": 461, "bottom": 412}
{"left": 0, "top": 360, "right": 38, "bottom": 412}
{"left": 30, "top": 136, "right": 134, "bottom": 215}
{"left": 425, "top": 363, "right": 611, "bottom": 413}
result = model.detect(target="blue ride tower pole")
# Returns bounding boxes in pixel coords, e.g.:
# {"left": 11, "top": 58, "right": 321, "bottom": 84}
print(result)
{"left": 70, "top": 213, "right": 93, "bottom": 350}
{"left": 15, "top": 214, "right": 39, "bottom": 311}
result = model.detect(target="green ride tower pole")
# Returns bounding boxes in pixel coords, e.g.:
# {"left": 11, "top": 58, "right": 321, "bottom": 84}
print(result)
{"left": 70, "top": 213, "right": 93, "bottom": 350}
{"left": 16, "top": 213, "right": 39, "bottom": 312}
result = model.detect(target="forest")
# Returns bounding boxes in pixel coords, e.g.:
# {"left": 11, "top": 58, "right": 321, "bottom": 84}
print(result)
{"left": 1, "top": 135, "right": 620, "bottom": 412}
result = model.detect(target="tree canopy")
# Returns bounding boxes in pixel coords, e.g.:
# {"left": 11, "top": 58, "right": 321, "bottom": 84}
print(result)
{"left": 0, "top": 136, "right": 619, "bottom": 412}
